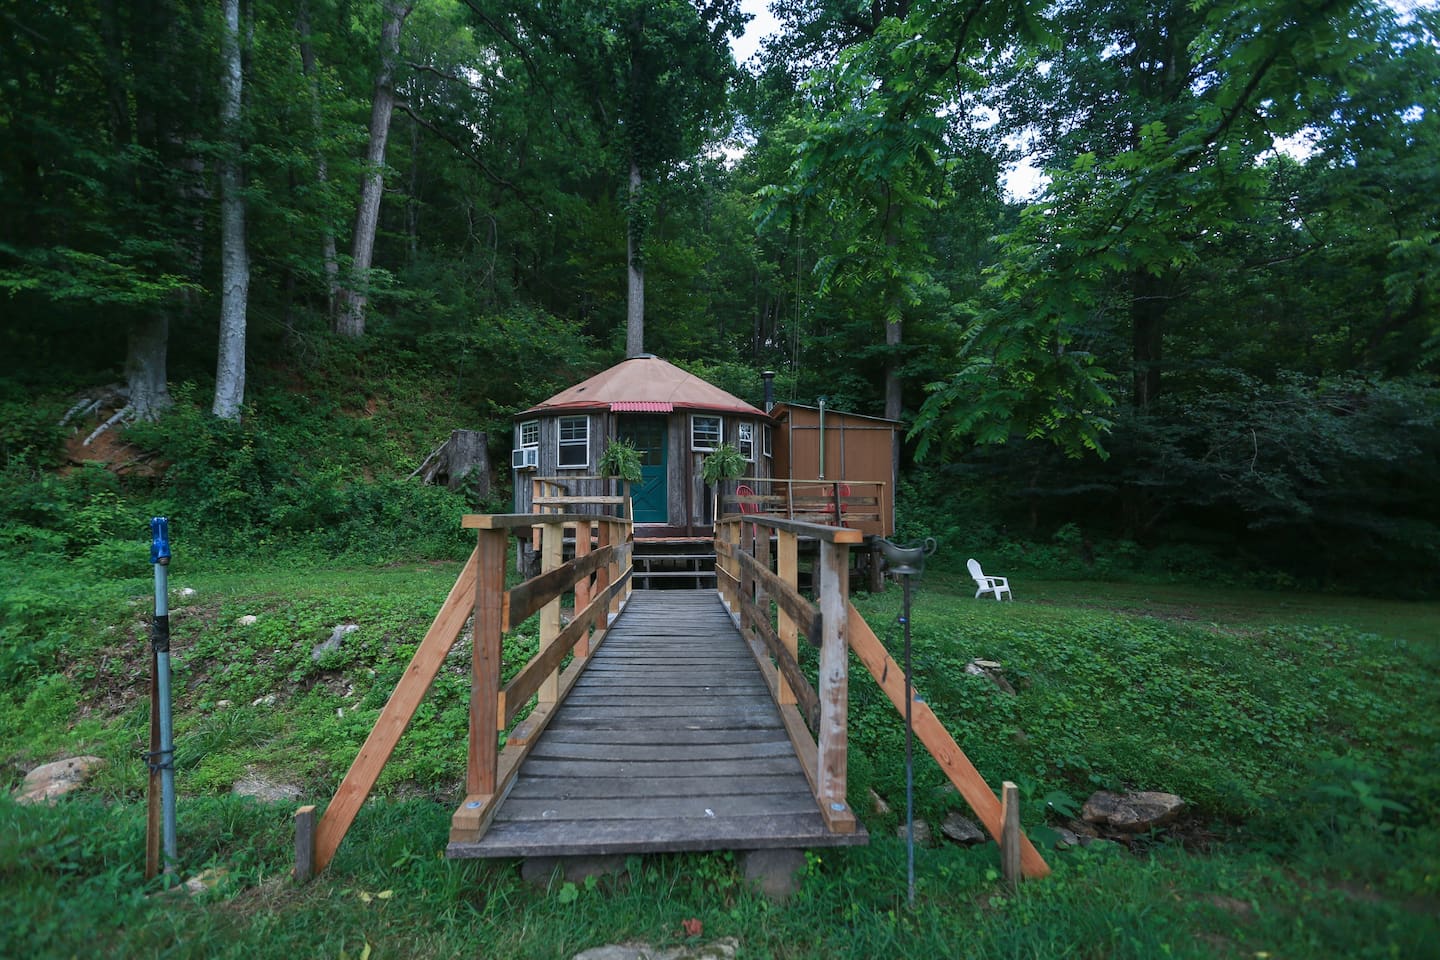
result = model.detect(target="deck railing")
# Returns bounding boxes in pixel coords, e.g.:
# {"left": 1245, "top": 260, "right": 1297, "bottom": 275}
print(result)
{"left": 714, "top": 511, "right": 1051, "bottom": 879}
{"left": 531, "top": 476, "right": 631, "bottom": 517}
{"left": 724, "top": 478, "right": 889, "bottom": 537}
{"left": 295, "top": 510, "right": 632, "bottom": 878}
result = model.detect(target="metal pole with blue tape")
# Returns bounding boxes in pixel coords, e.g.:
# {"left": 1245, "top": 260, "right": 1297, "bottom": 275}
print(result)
{"left": 146, "top": 517, "right": 177, "bottom": 877}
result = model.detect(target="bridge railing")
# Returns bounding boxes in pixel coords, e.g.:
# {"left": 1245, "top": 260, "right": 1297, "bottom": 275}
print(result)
{"left": 714, "top": 512, "right": 1051, "bottom": 878}
{"left": 295, "top": 511, "right": 632, "bottom": 879}
{"left": 714, "top": 514, "right": 861, "bottom": 834}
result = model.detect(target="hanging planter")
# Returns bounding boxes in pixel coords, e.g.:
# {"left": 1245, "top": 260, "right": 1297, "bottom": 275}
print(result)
{"left": 701, "top": 442, "right": 745, "bottom": 485}
{"left": 598, "top": 438, "right": 644, "bottom": 484}
{"left": 702, "top": 442, "right": 746, "bottom": 522}
{"left": 599, "top": 438, "right": 643, "bottom": 520}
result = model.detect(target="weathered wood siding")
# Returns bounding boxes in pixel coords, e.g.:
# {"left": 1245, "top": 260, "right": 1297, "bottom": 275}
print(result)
{"left": 514, "top": 411, "right": 772, "bottom": 530}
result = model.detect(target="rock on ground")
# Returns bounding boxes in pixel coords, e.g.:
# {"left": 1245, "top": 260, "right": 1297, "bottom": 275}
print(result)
{"left": 964, "top": 659, "right": 1017, "bottom": 695}
{"left": 232, "top": 771, "right": 302, "bottom": 803}
{"left": 894, "top": 819, "right": 934, "bottom": 846}
{"left": 311, "top": 623, "right": 359, "bottom": 662}
{"left": 14, "top": 756, "right": 106, "bottom": 804}
{"left": 572, "top": 938, "right": 739, "bottom": 960}
{"left": 939, "top": 811, "right": 986, "bottom": 845}
{"left": 1081, "top": 790, "right": 1186, "bottom": 833}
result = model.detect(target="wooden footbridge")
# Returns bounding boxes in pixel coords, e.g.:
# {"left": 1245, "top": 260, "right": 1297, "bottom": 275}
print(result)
{"left": 293, "top": 511, "right": 1049, "bottom": 881}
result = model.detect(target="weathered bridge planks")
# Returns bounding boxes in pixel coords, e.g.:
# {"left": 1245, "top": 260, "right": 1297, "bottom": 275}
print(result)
{"left": 446, "top": 590, "right": 867, "bottom": 859}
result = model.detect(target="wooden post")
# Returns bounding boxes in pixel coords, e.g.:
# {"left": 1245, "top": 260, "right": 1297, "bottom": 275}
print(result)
{"left": 294, "top": 805, "right": 316, "bottom": 882}
{"left": 538, "top": 521, "right": 563, "bottom": 705}
{"left": 815, "top": 539, "right": 853, "bottom": 833}
{"left": 754, "top": 520, "right": 771, "bottom": 631}
{"left": 470, "top": 529, "right": 506, "bottom": 796}
{"left": 748, "top": 521, "right": 760, "bottom": 604}
{"left": 574, "top": 521, "right": 592, "bottom": 657}
{"left": 1001, "top": 781, "right": 1021, "bottom": 888}
{"left": 715, "top": 520, "right": 730, "bottom": 609}
{"left": 621, "top": 519, "right": 633, "bottom": 605}
{"left": 776, "top": 530, "right": 797, "bottom": 706}
{"left": 594, "top": 521, "right": 612, "bottom": 629}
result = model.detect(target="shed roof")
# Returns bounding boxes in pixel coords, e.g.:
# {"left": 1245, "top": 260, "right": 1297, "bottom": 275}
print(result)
{"left": 519, "top": 355, "right": 767, "bottom": 418}
{"left": 769, "top": 402, "right": 901, "bottom": 427}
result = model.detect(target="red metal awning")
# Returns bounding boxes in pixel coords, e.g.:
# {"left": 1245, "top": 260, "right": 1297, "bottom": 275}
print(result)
{"left": 610, "top": 401, "right": 673, "bottom": 412}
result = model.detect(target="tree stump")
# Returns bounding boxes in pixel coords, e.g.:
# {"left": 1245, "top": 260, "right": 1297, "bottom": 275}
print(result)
{"left": 411, "top": 430, "right": 490, "bottom": 501}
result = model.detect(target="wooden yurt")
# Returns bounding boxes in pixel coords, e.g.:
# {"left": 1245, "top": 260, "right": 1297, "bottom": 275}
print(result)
{"left": 512, "top": 355, "right": 772, "bottom": 536}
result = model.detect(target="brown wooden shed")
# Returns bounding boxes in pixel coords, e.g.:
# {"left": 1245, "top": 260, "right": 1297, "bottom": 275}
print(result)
{"left": 767, "top": 402, "right": 898, "bottom": 538}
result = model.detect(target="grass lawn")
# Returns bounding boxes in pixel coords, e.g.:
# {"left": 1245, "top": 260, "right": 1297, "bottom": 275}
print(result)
{"left": 2, "top": 558, "right": 1436, "bottom": 958}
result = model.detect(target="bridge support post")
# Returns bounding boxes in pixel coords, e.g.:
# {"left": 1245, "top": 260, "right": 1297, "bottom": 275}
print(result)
{"left": 539, "top": 521, "right": 563, "bottom": 705}
{"left": 816, "top": 539, "right": 855, "bottom": 834}
{"left": 775, "top": 530, "right": 798, "bottom": 706}
{"left": 469, "top": 528, "right": 506, "bottom": 797}
{"left": 574, "top": 521, "right": 592, "bottom": 657}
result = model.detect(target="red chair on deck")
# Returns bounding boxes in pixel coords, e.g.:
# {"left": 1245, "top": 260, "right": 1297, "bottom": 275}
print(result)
{"left": 735, "top": 483, "right": 759, "bottom": 515}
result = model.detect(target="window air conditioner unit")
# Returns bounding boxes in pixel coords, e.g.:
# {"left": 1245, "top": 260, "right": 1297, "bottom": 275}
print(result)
{"left": 511, "top": 447, "right": 539, "bottom": 470}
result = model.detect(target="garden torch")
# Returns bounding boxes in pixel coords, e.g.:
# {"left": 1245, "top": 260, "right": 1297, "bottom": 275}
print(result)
{"left": 876, "top": 536, "right": 937, "bottom": 907}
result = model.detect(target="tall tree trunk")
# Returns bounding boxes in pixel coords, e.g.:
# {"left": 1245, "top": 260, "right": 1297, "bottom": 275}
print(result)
{"left": 1131, "top": 271, "right": 1164, "bottom": 409}
{"left": 625, "top": 157, "right": 645, "bottom": 357}
{"left": 214, "top": 0, "right": 249, "bottom": 421}
{"left": 335, "top": 0, "right": 413, "bottom": 338}
{"left": 103, "top": 0, "right": 172, "bottom": 422}
{"left": 297, "top": 1, "right": 340, "bottom": 317}
{"left": 126, "top": 313, "right": 171, "bottom": 420}
{"left": 406, "top": 118, "right": 420, "bottom": 264}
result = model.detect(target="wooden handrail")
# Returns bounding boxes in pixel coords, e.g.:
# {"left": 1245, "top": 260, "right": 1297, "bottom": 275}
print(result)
{"left": 714, "top": 513, "right": 1051, "bottom": 879}
{"left": 721, "top": 514, "right": 864, "bottom": 543}
{"left": 716, "top": 514, "right": 856, "bottom": 833}
{"left": 464, "top": 512, "right": 608, "bottom": 530}
{"left": 297, "top": 511, "right": 633, "bottom": 878}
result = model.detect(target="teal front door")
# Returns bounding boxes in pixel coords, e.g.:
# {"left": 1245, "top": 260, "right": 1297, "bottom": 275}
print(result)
{"left": 618, "top": 415, "right": 668, "bottom": 524}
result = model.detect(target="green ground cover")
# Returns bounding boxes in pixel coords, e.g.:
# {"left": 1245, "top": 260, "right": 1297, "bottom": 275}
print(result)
{"left": 1, "top": 557, "right": 1436, "bottom": 959}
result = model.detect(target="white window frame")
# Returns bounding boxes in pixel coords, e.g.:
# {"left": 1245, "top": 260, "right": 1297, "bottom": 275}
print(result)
{"left": 691, "top": 414, "right": 723, "bottom": 452}
{"left": 762, "top": 424, "right": 773, "bottom": 458}
{"left": 737, "top": 422, "right": 755, "bottom": 462}
{"left": 557, "top": 415, "right": 589, "bottom": 469}
{"left": 518, "top": 419, "right": 539, "bottom": 450}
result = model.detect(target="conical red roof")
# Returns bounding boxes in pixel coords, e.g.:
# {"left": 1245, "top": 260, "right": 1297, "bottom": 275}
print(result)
{"left": 520, "top": 356, "right": 766, "bottom": 417}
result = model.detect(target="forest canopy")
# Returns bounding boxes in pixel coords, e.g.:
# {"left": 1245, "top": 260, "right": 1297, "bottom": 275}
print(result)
{"left": 0, "top": 0, "right": 1435, "bottom": 591}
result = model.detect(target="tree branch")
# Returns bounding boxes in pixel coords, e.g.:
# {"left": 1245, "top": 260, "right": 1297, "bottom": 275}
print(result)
{"left": 405, "top": 60, "right": 483, "bottom": 89}
{"left": 394, "top": 101, "right": 538, "bottom": 213}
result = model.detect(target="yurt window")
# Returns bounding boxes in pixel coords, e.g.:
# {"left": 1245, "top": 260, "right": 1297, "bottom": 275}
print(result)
{"left": 557, "top": 415, "right": 589, "bottom": 468}
{"left": 518, "top": 420, "right": 539, "bottom": 449}
{"left": 691, "top": 414, "right": 722, "bottom": 451}
{"left": 737, "top": 422, "right": 755, "bottom": 461}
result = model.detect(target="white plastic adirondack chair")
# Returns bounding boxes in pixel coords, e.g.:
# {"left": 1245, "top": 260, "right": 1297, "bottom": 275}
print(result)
{"left": 967, "top": 558, "right": 1012, "bottom": 601}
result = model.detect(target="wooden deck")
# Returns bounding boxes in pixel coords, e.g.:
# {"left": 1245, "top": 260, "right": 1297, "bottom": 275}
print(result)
{"left": 446, "top": 590, "right": 867, "bottom": 858}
